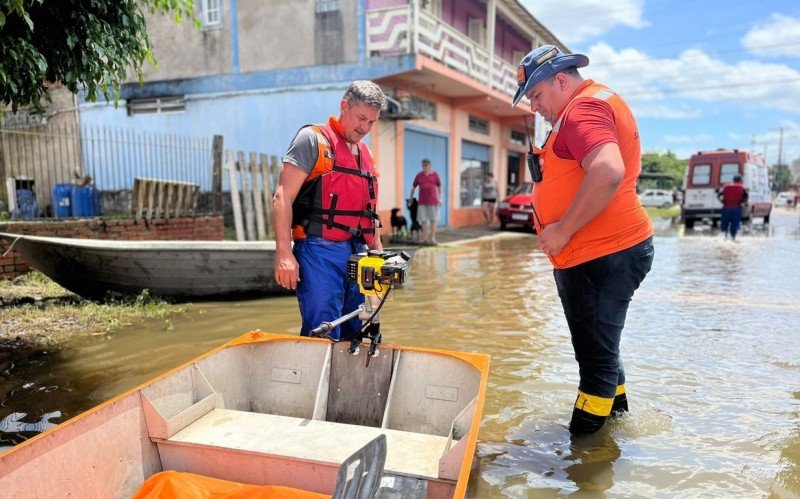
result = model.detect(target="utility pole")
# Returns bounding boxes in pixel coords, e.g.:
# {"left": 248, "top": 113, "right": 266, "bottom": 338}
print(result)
{"left": 777, "top": 126, "right": 784, "bottom": 166}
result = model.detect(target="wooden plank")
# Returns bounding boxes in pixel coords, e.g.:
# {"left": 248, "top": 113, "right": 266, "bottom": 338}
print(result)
{"left": 146, "top": 178, "right": 156, "bottom": 222}
{"left": 327, "top": 346, "right": 394, "bottom": 428}
{"left": 189, "top": 183, "right": 198, "bottom": 217}
{"left": 227, "top": 151, "right": 245, "bottom": 241}
{"left": 164, "top": 183, "right": 174, "bottom": 219}
{"left": 238, "top": 151, "right": 256, "bottom": 241}
{"left": 155, "top": 181, "right": 166, "bottom": 219}
{"left": 166, "top": 408, "right": 449, "bottom": 479}
{"left": 132, "top": 178, "right": 142, "bottom": 220}
{"left": 212, "top": 135, "right": 223, "bottom": 213}
{"left": 250, "top": 152, "right": 266, "bottom": 240}
{"left": 175, "top": 182, "right": 185, "bottom": 218}
{"left": 261, "top": 154, "right": 275, "bottom": 239}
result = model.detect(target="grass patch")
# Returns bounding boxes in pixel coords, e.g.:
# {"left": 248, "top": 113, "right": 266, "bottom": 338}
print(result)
{"left": 645, "top": 206, "right": 680, "bottom": 218}
{"left": 1, "top": 273, "right": 189, "bottom": 348}
{"left": 0, "top": 271, "right": 71, "bottom": 302}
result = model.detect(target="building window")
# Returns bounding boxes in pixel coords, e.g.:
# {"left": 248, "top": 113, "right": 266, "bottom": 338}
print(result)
{"left": 468, "top": 18, "right": 486, "bottom": 45}
{"left": 510, "top": 130, "right": 526, "bottom": 146}
{"left": 468, "top": 115, "right": 489, "bottom": 135}
{"left": 316, "top": 0, "right": 340, "bottom": 13}
{"left": 420, "top": 0, "right": 442, "bottom": 18}
{"left": 202, "top": 0, "right": 222, "bottom": 28}
{"left": 127, "top": 97, "right": 186, "bottom": 116}
{"left": 2, "top": 108, "right": 50, "bottom": 128}
{"left": 461, "top": 140, "right": 490, "bottom": 208}
{"left": 410, "top": 96, "right": 437, "bottom": 121}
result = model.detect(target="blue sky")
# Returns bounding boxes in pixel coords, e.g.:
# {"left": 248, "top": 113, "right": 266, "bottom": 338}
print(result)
{"left": 521, "top": 0, "right": 800, "bottom": 166}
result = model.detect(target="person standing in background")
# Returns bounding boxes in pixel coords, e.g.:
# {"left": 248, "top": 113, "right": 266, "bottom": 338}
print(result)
{"left": 408, "top": 159, "right": 442, "bottom": 245}
{"left": 481, "top": 172, "right": 498, "bottom": 226}
{"left": 717, "top": 174, "right": 748, "bottom": 241}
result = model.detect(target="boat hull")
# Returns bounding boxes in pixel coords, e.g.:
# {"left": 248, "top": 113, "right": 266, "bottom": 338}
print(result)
{"left": 0, "top": 233, "right": 285, "bottom": 300}
{"left": 0, "top": 332, "right": 489, "bottom": 498}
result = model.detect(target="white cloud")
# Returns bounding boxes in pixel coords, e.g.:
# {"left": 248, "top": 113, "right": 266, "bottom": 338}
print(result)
{"left": 579, "top": 43, "right": 800, "bottom": 116}
{"left": 520, "top": 0, "right": 648, "bottom": 45}
{"left": 742, "top": 14, "right": 800, "bottom": 58}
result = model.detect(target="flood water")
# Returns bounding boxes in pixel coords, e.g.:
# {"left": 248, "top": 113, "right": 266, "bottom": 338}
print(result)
{"left": 2, "top": 209, "right": 799, "bottom": 497}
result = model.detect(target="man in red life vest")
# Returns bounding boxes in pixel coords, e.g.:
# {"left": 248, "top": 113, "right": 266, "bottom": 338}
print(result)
{"left": 717, "top": 174, "right": 748, "bottom": 241}
{"left": 272, "top": 81, "right": 386, "bottom": 340}
{"left": 513, "top": 45, "right": 654, "bottom": 435}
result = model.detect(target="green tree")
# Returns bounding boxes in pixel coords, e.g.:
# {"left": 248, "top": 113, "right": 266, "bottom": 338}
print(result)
{"left": 640, "top": 151, "right": 687, "bottom": 190}
{"left": 0, "top": 0, "right": 196, "bottom": 112}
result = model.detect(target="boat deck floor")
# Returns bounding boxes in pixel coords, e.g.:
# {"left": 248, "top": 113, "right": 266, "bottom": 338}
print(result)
{"left": 168, "top": 408, "right": 451, "bottom": 479}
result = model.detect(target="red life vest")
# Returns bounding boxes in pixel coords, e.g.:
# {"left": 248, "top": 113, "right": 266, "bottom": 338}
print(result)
{"left": 720, "top": 183, "right": 746, "bottom": 208}
{"left": 291, "top": 119, "right": 379, "bottom": 245}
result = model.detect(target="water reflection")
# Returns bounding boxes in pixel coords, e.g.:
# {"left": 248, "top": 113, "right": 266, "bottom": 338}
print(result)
{"left": 2, "top": 210, "right": 800, "bottom": 496}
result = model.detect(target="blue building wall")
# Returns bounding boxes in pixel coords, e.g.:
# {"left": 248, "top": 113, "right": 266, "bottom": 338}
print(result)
{"left": 79, "top": 57, "right": 414, "bottom": 154}
{"left": 77, "top": 55, "right": 416, "bottom": 190}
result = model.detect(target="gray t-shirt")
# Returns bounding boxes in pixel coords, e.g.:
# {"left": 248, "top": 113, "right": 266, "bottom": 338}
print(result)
{"left": 282, "top": 127, "right": 319, "bottom": 175}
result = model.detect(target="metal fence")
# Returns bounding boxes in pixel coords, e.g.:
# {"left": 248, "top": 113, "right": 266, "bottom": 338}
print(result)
{"left": 0, "top": 124, "right": 219, "bottom": 218}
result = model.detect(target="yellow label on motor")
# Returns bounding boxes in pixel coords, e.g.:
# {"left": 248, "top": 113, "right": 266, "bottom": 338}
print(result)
{"left": 357, "top": 256, "right": 388, "bottom": 297}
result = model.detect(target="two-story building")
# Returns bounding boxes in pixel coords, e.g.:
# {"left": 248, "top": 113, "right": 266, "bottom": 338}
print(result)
{"left": 77, "top": 0, "right": 566, "bottom": 228}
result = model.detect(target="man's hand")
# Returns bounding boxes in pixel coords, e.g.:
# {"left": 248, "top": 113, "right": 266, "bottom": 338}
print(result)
{"left": 275, "top": 252, "right": 301, "bottom": 290}
{"left": 536, "top": 221, "right": 571, "bottom": 256}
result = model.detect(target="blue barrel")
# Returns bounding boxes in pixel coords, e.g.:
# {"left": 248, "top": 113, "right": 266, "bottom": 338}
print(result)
{"left": 52, "top": 183, "right": 73, "bottom": 217}
{"left": 71, "top": 186, "right": 102, "bottom": 217}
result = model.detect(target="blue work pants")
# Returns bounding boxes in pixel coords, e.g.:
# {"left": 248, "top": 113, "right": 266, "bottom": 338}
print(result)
{"left": 293, "top": 237, "right": 365, "bottom": 340}
{"left": 720, "top": 207, "right": 742, "bottom": 239}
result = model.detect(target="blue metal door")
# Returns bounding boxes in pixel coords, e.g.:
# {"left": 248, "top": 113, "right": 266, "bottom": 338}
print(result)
{"left": 403, "top": 128, "right": 449, "bottom": 226}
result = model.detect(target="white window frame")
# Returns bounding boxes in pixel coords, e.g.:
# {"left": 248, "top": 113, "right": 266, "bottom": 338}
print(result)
{"left": 316, "top": 0, "right": 340, "bottom": 13}
{"left": 127, "top": 97, "right": 187, "bottom": 116}
{"left": 468, "top": 18, "right": 486, "bottom": 45}
{"left": 421, "top": 0, "right": 442, "bottom": 18}
{"left": 202, "top": 0, "right": 222, "bottom": 28}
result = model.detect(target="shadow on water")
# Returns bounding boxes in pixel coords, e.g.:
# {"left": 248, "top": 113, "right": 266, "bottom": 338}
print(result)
{"left": 2, "top": 209, "right": 800, "bottom": 496}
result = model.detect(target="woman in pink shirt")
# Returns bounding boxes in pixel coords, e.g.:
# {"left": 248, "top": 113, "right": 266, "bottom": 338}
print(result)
{"left": 408, "top": 159, "right": 442, "bottom": 244}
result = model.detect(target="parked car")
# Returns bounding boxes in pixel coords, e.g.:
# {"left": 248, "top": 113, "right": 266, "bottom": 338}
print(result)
{"left": 639, "top": 189, "right": 674, "bottom": 208}
{"left": 496, "top": 183, "right": 535, "bottom": 231}
{"left": 774, "top": 191, "right": 795, "bottom": 207}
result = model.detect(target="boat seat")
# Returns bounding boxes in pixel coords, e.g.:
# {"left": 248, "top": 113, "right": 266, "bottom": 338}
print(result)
{"left": 160, "top": 408, "right": 450, "bottom": 480}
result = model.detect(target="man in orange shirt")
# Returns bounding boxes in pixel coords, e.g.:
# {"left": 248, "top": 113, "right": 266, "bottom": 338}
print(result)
{"left": 513, "top": 45, "right": 654, "bottom": 434}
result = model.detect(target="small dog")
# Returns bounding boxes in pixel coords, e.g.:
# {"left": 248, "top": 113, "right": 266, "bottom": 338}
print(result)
{"left": 390, "top": 208, "right": 408, "bottom": 238}
{"left": 406, "top": 198, "right": 422, "bottom": 240}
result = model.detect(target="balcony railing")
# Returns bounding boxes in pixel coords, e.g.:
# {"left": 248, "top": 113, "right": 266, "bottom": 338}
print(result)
{"left": 367, "top": 6, "right": 519, "bottom": 98}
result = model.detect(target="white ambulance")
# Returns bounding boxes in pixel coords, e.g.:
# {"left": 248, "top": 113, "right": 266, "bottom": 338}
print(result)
{"left": 680, "top": 149, "right": 772, "bottom": 228}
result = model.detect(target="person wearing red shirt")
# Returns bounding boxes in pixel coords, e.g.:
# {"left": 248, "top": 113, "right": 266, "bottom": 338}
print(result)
{"left": 408, "top": 159, "right": 442, "bottom": 245}
{"left": 717, "top": 175, "right": 748, "bottom": 241}
{"left": 513, "top": 45, "right": 654, "bottom": 435}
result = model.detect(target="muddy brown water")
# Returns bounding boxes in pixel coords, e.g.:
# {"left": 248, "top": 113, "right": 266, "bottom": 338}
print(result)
{"left": 2, "top": 209, "right": 799, "bottom": 497}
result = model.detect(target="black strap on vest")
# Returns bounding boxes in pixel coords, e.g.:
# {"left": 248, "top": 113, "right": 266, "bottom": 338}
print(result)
{"left": 305, "top": 214, "right": 376, "bottom": 238}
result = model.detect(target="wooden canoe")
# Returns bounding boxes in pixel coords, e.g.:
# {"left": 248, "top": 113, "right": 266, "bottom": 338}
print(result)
{"left": 0, "top": 332, "right": 489, "bottom": 498}
{"left": 0, "top": 232, "right": 285, "bottom": 300}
